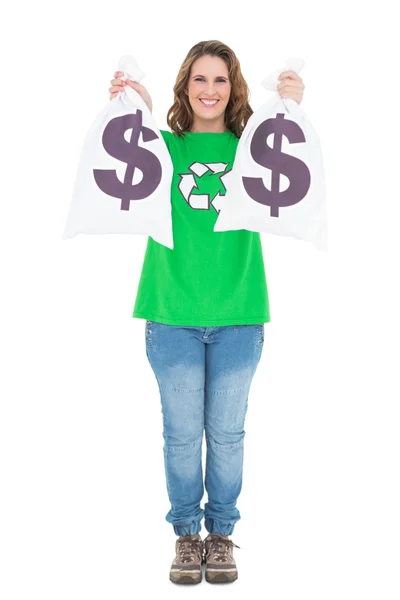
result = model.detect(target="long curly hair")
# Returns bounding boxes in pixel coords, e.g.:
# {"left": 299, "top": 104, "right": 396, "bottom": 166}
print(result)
{"left": 166, "top": 40, "right": 253, "bottom": 139}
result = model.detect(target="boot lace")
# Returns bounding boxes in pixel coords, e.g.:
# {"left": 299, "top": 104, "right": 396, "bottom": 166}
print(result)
{"left": 176, "top": 523, "right": 202, "bottom": 563}
{"left": 204, "top": 533, "right": 241, "bottom": 563}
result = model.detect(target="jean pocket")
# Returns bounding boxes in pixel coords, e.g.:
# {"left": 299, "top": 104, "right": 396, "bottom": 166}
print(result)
{"left": 256, "top": 324, "right": 264, "bottom": 346}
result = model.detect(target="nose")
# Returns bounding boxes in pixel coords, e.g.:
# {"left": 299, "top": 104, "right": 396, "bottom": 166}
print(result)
{"left": 205, "top": 83, "right": 217, "bottom": 96}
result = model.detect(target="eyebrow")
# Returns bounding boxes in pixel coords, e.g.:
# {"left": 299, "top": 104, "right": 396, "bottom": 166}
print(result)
{"left": 192, "top": 74, "right": 228, "bottom": 79}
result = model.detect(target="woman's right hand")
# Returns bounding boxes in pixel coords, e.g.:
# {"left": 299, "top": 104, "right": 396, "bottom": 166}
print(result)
{"left": 108, "top": 71, "right": 153, "bottom": 113}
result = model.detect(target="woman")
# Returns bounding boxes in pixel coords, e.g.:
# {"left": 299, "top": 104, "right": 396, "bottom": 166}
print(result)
{"left": 108, "top": 40, "right": 304, "bottom": 585}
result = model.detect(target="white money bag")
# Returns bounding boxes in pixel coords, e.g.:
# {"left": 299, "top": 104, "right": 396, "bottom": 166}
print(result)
{"left": 214, "top": 57, "right": 328, "bottom": 252}
{"left": 63, "top": 55, "right": 174, "bottom": 248}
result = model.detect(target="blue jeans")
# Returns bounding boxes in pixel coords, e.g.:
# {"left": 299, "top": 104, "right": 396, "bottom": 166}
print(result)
{"left": 145, "top": 321, "right": 265, "bottom": 537}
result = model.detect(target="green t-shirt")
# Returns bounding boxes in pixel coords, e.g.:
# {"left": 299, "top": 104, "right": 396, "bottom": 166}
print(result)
{"left": 132, "top": 129, "right": 271, "bottom": 326}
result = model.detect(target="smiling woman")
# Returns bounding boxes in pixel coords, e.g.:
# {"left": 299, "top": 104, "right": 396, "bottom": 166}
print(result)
{"left": 130, "top": 39, "right": 271, "bottom": 585}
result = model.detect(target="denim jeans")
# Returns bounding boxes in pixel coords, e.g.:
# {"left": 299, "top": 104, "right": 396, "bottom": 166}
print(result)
{"left": 145, "top": 321, "right": 265, "bottom": 537}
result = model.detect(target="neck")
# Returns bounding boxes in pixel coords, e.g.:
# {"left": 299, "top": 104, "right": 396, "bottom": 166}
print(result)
{"left": 190, "top": 127, "right": 229, "bottom": 133}
{"left": 190, "top": 118, "right": 228, "bottom": 133}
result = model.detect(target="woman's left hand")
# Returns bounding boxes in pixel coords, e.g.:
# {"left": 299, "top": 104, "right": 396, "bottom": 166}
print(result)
{"left": 277, "top": 70, "right": 305, "bottom": 104}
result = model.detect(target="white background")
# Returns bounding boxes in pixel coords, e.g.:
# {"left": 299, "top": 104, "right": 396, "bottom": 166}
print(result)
{"left": 1, "top": 1, "right": 399, "bottom": 598}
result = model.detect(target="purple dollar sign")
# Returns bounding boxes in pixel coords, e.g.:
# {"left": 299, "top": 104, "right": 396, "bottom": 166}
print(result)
{"left": 242, "top": 112, "right": 311, "bottom": 218}
{"left": 93, "top": 109, "right": 162, "bottom": 211}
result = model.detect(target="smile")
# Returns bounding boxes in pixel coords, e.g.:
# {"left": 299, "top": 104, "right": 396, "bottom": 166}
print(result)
{"left": 199, "top": 99, "right": 219, "bottom": 106}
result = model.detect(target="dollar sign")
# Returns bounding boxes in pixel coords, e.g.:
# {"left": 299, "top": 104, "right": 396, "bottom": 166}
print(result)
{"left": 93, "top": 109, "right": 162, "bottom": 211}
{"left": 242, "top": 112, "right": 311, "bottom": 218}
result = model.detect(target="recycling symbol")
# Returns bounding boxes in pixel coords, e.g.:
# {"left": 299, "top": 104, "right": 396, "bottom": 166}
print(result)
{"left": 177, "top": 161, "right": 232, "bottom": 214}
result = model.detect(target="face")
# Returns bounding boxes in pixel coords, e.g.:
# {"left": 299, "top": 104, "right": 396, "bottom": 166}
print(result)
{"left": 184, "top": 55, "right": 231, "bottom": 132}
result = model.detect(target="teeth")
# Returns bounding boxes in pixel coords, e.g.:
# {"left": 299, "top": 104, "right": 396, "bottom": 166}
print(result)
{"left": 200, "top": 99, "right": 218, "bottom": 105}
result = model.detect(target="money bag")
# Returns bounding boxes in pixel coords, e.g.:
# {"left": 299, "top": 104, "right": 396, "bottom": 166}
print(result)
{"left": 63, "top": 55, "right": 174, "bottom": 249}
{"left": 214, "top": 57, "right": 328, "bottom": 252}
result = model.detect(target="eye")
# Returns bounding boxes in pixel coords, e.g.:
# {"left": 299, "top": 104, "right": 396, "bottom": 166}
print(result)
{"left": 194, "top": 77, "right": 227, "bottom": 82}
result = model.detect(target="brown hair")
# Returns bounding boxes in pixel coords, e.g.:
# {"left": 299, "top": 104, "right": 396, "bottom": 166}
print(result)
{"left": 166, "top": 40, "right": 253, "bottom": 139}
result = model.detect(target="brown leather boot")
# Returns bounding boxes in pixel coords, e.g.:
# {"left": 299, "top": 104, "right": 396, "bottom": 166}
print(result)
{"left": 203, "top": 533, "right": 240, "bottom": 583}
